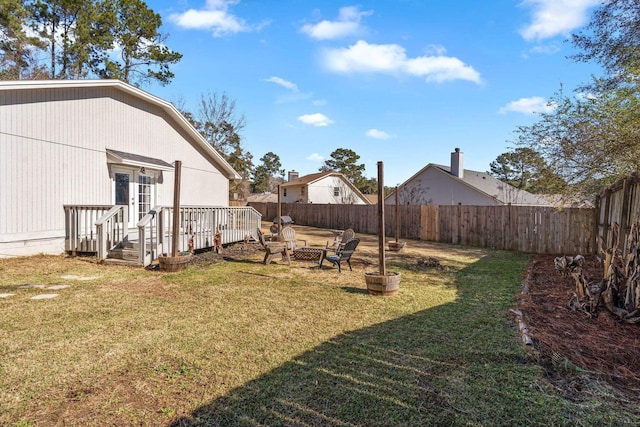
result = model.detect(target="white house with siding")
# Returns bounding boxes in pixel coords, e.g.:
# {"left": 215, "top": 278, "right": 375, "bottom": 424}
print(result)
{"left": 0, "top": 79, "right": 249, "bottom": 259}
{"left": 280, "top": 171, "right": 371, "bottom": 205}
{"left": 385, "top": 148, "right": 552, "bottom": 206}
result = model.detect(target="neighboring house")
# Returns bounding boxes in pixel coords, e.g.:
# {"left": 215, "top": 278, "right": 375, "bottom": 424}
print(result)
{"left": 280, "top": 171, "right": 372, "bottom": 205}
{"left": 385, "top": 148, "right": 552, "bottom": 206}
{"left": 0, "top": 79, "right": 245, "bottom": 258}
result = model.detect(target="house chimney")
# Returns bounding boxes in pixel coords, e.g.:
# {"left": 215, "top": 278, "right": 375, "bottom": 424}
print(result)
{"left": 288, "top": 170, "right": 299, "bottom": 182}
{"left": 451, "top": 148, "right": 464, "bottom": 179}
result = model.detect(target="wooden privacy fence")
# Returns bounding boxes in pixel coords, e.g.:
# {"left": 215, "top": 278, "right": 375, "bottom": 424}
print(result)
{"left": 249, "top": 202, "right": 596, "bottom": 255}
{"left": 596, "top": 172, "right": 640, "bottom": 255}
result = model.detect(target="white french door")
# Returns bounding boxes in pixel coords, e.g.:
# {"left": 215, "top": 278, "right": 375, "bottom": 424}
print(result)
{"left": 112, "top": 166, "right": 156, "bottom": 228}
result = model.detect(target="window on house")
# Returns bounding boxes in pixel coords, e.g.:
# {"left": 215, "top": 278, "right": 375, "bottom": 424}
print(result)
{"left": 334, "top": 187, "right": 340, "bottom": 197}
{"left": 283, "top": 188, "right": 287, "bottom": 197}
{"left": 138, "top": 175, "right": 152, "bottom": 220}
{"left": 301, "top": 186, "right": 305, "bottom": 196}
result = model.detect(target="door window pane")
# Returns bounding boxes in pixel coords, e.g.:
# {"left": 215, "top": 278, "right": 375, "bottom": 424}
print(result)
{"left": 138, "top": 175, "right": 152, "bottom": 220}
{"left": 115, "top": 173, "right": 129, "bottom": 205}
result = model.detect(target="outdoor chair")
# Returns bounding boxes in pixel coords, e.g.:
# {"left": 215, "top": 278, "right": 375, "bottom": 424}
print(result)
{"left": 281, "top": 226, "right": 308, "bottom": 251}
{"left": 326, "top": 228, "right": 355, "bottom": 250}
{"left": 320, "top": 237, "right": 360, "bottom": 272}
{"left": 257, "top": 228, "right": 290, "bottom": 265}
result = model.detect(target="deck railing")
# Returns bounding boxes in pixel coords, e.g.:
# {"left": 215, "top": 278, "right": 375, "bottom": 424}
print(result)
{"left": 65, "top": 204, "right": 261, "bottom": 265}
{"left": 137, "top": 205, "right": 262, "bottom": 266}
{"left": 64, "top": 205, "right": 114, "bottom": 255}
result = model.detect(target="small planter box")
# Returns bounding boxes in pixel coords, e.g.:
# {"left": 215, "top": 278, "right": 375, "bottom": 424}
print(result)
{"left": 158, "top": 255, "right": 191, "bottom": 272}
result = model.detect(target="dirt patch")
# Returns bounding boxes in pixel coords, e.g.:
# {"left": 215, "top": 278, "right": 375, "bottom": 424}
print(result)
{"left": 520, "top": 254, "right": 640, "bottom": 393}
{"left": 190, "top": 242, "right": 262, "bottom": 267}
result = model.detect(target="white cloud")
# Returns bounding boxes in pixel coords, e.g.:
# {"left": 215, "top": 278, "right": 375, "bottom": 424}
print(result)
{"left": 366, "top": 129, "right": 391, "bottom": 140}
{"left": 300, "top": 6, "right": 372, "bottom": 40}
{"left": 424, "top": 44, "right": 447, "bottom": 56}
{"left": 297, "top": 113, "right": 334, "bottom": 127}
{"left": 312, "top": 99, "right": 327, "bottom": 106}
{"left": 498, "top": 96, "right": 556, "bottom": 115}
{"left": 519, "top": 0, "right": 600, "bottom": 41}
{"left": 265, "top": 76, "right": 299, "bottom": 92}
{"left": 307, "top": 153, "right": 325, "bottom": 162}
{"left": 169, "top": 0, "right": 253, "bottom": 37}
{"left": 528, "top": 42, "right": 561, "bottom": 55}
{"left": 323, "top": 40, "right": 481, "bottom": 84}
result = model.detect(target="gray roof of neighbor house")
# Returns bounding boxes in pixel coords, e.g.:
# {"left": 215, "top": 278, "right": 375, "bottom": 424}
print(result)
{"left": 432, "top": 164, "right": 551, "bottom": 205}
{"left": 387, "top": 163, "right": 553, "bottom": 206}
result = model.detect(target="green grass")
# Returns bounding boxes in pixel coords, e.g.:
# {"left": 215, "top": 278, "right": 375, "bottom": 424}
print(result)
{"left": 0, "top": 228, "right": 637, "bottom": 426}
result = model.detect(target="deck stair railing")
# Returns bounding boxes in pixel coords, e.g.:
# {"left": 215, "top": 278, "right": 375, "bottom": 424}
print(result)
{"left": 94, "top": 205, "right": 129, "bottom": 260}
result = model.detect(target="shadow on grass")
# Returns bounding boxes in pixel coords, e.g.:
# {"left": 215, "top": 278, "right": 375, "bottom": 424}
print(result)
{"left": 170, "top": 252, "right": 621, "bottom": 427}
{"left": 339, "top": 286, "right": 368, "bottom": 294}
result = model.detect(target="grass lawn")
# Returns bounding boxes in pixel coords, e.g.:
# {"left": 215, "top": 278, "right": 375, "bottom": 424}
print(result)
{"left": 0, "top": 225, "right": 637, "bottom": 426}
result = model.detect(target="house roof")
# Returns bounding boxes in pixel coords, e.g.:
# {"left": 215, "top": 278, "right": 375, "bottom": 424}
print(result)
{"left": 280, "top": 171, "right": 334, "bottom": 187}
{"left": 106, "top": 149, "right": 174, "bottom": 171}
{"left": 364, "top": 194, "right": 378, "bottom": 204}
{"left": 0, "top": 79, "right": 241, "bottom": 180}
{"left": 281, "top": 171, "right": 372, "bottom": 204}
{"left": 387, "top": 163, "right": 552, "bottom": 206}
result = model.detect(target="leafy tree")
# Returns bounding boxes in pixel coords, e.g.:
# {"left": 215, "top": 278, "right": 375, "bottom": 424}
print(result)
{"left": 320, "top": 148, "right": 366, "bottom": 189}
{"left": 67, "top": 0, "right": 114, "bottom": 78}
{"left": 252, "top": 152, "right": 284, "bottom": 193}
{"left": 178, "top": 91, "right": 254, "bottom": 199}
{"left": 193, "top": 91, "right": 247, "bottom": 158}
{"left": 513, "top": 82, "right": 640, "bottom": 197}
{"left": 227, "top": 142, "right": 253, "bottom": 200}
{"left": 95, "top": 0, "right": 182, "bottom": 86}
{"left": 512, "top": 1, "right": 640, "bottom": 198}
{"left": 571, "top": 0, "right": 640, "bottom": 89}
{"left": 0, "top": 0, "right": 180, "bottom": 84}
{"left": 0, "top": 0, "right": 47, "bottom": 79}
{"left": 359, "top": 177, "right": 378, "bottom": 195}
{"left": 488, "top": 147, "right": 566, "bottom": 194}
{"left": 28, "top": 0, "right": 111, "bottom": 79}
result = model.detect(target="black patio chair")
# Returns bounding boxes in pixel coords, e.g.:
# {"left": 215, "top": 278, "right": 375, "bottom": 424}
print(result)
{"left": 320, "top": 237, "right": 360, "bottom": 272}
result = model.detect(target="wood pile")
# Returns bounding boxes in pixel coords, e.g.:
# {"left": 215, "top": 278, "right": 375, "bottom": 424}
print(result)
{"left": 555, "top": 222, "right": 640, "bottom": 323}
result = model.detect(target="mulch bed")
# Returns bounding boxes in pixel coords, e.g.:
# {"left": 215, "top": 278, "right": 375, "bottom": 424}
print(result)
{"left": 520, "top": 254, "right": 640, "bottom": 393}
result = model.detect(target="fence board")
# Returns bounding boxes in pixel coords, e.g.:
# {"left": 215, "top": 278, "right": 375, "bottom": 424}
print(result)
{"left": 250, "top": 202, "right": 595, "bottom": 255}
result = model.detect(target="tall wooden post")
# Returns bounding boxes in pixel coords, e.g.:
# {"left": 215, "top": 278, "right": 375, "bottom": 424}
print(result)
{"left": 171, "top": 160, "right": 182, "bottom": 257}
{"left": 378, "top": 161, "right": 386, "bottom": 276}
{"left": 395, "top": 185, "right": 399, "bottom": 243}
{"left": 277, "top": 184, "right": 282, "bottom": 239}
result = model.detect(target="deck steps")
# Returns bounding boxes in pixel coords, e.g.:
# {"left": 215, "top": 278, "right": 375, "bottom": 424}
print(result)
{"left": 103, "top": 241, "right": 145, "bottom": 266}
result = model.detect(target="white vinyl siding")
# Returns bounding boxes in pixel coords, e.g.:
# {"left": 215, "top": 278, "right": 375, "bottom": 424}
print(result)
{"left": 0, "top": 84, "right": 231, "bottom": 254}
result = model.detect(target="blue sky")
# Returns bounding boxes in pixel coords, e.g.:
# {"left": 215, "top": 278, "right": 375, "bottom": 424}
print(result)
{"left": 144, "top": 0, "right": 602, "bottom": 187}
